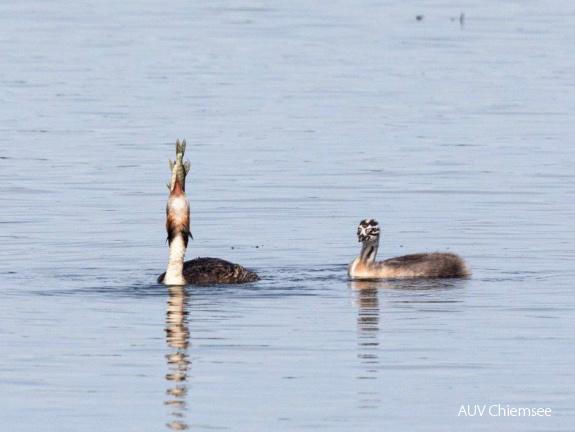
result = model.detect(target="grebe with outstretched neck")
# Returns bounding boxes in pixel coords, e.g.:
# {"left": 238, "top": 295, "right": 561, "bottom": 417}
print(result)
{"left": 157, "top": 140, "right": 259, "bottom": 285}
{"left": 348, "top": 219, "right": 470, "bottom": 279}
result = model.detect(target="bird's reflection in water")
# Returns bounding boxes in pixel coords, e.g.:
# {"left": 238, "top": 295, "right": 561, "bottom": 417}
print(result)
{"left": 350, "top": 280, "right": 383, "bottom": 410}
{"left": 165, "top": 286, "right": 190, "bottom": 430}
{"left": 349, "top": 278, "right": 464, "bottom": 410}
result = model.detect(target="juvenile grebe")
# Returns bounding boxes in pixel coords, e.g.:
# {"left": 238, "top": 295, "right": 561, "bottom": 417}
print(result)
{"left": 157, "top": 142, "right": 259, "bottom": 285}
{"left": 348, "top": 219, "right": 470, "bottom": 279}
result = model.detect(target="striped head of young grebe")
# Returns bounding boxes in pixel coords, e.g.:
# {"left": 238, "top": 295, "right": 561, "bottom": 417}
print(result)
{"left": 357, "top": 219, "right": 380, "bottom": 243}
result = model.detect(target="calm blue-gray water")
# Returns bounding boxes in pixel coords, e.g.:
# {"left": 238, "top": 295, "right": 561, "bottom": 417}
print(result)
{"left": 1, "top": 1, "right": 574, "bottom": 430}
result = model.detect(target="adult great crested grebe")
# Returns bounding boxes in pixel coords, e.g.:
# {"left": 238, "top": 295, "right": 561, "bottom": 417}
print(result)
{"left": 348, "top": 219, "right": 470, "bottom": 279}
{"left": 157, "top": 141, "right": 259, "bottom": 285}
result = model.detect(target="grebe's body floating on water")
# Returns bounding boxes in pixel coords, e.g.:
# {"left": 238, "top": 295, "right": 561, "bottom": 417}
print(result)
{"left": 348, "top": 219, "right": 470, "bottom": 279}
{"left": 158, "top": 140, "right": 259, "bottom": 285}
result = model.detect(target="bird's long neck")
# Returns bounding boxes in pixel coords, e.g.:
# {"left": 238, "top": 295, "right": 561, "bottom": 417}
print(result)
{"left": 164, "top": 234, "right": 187, "bottom": 285}
{"left": 164, "top": 178, "right": 190, "bottom": 286}
{"left": 359, "top": 240, "right": 379, "bottom": 264}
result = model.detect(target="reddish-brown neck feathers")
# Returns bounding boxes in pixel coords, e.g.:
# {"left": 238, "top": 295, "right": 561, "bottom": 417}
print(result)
{"left": 166, "top": 178, "right": 191, "bottom": 247}
{"left": 166, "top": 213, "right": 191, "bottom": 248}
{"left": 171, "top": 177, "right": 184, "bottom": 196}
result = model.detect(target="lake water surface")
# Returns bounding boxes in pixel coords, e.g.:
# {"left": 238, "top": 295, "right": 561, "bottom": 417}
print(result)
{"left": 1, "top": 1, "right": 574, "bottom": 430}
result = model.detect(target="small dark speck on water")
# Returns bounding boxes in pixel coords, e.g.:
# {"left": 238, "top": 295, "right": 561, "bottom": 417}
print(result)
{"left": 416, "top": 15, "right": 424, "bottom": 21}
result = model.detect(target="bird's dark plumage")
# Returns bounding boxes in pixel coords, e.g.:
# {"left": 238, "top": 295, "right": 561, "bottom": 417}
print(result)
{"left": 158, "top": 257, "right": 260, "bottom": 285}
